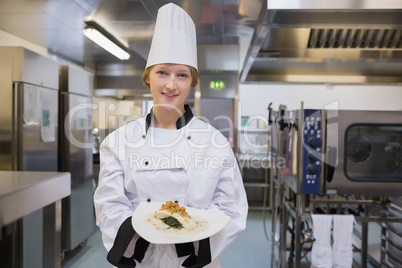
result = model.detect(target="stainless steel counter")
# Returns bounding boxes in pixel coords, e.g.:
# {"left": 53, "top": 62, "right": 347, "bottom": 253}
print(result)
{"left": 0, "top": 171, "right": 71, "bottom": 268}
{"left": 0, "top": 171, "right": 70, "bottom": 227}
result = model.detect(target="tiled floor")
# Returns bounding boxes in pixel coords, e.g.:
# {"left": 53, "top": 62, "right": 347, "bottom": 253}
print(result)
{"left": 61, "top": 222, "right": 109, "bottom": 268}
{"left": 220, "top": 210, "right": 272, "bottom": 267}
{"left": 61, "top": 210, "right": 381, "bottom": 268}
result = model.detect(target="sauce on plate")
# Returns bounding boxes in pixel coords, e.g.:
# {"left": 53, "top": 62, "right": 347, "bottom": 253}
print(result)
{"left": 144, "top": 213, "right": 209, "bottom": 235}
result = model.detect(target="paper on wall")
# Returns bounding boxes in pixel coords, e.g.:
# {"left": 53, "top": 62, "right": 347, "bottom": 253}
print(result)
{"left": 40, "top": 89, "right": 56, "bottom": 143}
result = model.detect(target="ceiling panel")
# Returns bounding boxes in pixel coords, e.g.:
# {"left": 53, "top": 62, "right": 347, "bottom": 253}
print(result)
{"left": 0, "top": 0, "right": 261, "bottom": 67}
{"left": 34, "top": 0, "right": 91, "bottom": 30}
{"left": 3, "top": 0, "right": 400, "bottom": 97}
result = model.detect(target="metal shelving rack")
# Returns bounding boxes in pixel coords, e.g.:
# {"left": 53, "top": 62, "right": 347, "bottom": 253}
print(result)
{"left": 239, "top": 127, "right": 272, "bottom": 210}
{"left": 270, "top": 180, "right": 402, "bottom": 268}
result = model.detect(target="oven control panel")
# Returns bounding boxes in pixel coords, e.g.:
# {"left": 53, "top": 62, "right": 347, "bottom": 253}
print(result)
{"left": 302, "top": 109, "right": 322, "bottom": 194}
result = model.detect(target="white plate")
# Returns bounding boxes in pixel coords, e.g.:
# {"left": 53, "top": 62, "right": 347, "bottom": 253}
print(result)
{"left": 132, "top": 201, "right": 230, "bottom": 244}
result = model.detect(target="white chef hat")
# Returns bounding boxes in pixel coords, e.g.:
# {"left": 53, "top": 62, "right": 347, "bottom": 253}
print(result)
{"left": 146, "top": 3, "right": 197, "bottom": 71}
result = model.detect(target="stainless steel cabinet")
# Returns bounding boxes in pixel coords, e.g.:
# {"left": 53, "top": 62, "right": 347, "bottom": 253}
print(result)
{"left": 58, "top": 66, "right": 95, "bottom": 254}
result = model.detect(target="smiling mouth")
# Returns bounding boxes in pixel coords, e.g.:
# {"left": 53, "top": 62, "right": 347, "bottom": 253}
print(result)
{"left": 162, "top": 92, "right": 178, "bottom": 97}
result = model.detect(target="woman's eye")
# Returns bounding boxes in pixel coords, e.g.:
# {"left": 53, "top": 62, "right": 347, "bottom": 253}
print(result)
{"left": 157, "top": 71, "right": 166, "bottom": 75}
{"left": 179, "top": 73, "right": 188, "bottom": 78}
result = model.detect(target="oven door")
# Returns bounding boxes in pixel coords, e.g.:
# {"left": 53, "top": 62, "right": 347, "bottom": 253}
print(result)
{"left": 324, "top": 110, "right": 402, "bottom": 195}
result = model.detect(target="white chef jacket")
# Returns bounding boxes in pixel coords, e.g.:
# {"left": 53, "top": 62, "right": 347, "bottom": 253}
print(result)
{"left": 94, "top": 107, "right": 248, "bottom": 267}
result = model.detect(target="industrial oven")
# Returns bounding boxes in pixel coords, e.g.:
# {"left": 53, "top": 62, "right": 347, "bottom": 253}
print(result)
{"left": 270, "top": 106, "right": 402, "bottom": 196}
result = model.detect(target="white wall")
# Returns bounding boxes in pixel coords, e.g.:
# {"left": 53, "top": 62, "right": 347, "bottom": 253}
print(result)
{"left": 92, "top": 97, "right": 144, "bottom": 132}
{"left": 239, "top": 83, "right": 402, "bottom": 118}
{"left": 0, "top": 29, "right": 47, "bottom": 56}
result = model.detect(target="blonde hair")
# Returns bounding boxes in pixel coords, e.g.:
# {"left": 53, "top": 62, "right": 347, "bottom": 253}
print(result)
{"left": 142, "top": 65, "right": 198, "bottom": 89}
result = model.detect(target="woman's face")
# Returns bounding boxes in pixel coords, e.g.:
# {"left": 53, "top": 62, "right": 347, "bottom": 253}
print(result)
{"left": 146, "top": 63, "right": 192, "bottom": 112}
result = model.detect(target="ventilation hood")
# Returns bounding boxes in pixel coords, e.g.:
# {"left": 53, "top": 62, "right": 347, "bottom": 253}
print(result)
{"left": 240, "top": 0, "right": 402, "bottom": 84}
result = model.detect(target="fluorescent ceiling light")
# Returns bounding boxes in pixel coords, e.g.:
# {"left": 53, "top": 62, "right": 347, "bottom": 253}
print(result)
{"left": 83, "top": 26, "right": 130, "bottom": 60}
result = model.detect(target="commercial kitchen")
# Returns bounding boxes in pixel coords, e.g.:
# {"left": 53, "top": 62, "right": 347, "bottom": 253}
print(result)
{"left": 0, "top": 0, "right": 401, "bottom": 267}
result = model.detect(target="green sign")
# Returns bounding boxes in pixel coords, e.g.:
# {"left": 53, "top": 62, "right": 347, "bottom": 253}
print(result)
{"left": 210, "top": 81, "right": 225, "bottom": 90}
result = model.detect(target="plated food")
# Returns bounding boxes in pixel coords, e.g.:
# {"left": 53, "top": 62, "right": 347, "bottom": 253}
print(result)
{"left": 145, "top": 201, "right": 209, "bottom": 235}
{"left": 132, "top": 201, "right": 230, "bottom": 244}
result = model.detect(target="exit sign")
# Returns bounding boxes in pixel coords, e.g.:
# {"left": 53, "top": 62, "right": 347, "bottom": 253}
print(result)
{"left": 210, "top": 80, "right": 225, "bottom": 90}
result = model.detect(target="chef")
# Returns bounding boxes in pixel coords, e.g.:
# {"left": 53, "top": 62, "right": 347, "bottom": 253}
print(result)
{"left": 93, "top": 3, "right": 248, "bottom": 268}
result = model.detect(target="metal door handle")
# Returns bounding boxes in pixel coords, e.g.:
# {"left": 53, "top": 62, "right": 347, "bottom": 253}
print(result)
{"left": 324, "top": 146, "right": 337, "bottom": 182}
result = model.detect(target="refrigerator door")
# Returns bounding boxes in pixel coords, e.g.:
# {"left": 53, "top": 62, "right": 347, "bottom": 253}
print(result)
{"left": 60, "top": 92, "right": 94, "bottom": 251}
{"left": 14, "top": 83, "right": 58, "bottom": 171}
{"left": 13, "top": 82, "right": 59, "bottom": 268}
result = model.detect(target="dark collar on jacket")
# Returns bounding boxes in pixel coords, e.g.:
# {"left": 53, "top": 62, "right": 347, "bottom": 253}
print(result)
{"left": 145, "top": 105, "right": 194, "bottom": 133}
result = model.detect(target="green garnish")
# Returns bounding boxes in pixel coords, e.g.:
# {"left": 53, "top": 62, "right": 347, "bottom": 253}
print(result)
{"left": 162, "top": 217, "right": 183, "bottom": 229}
